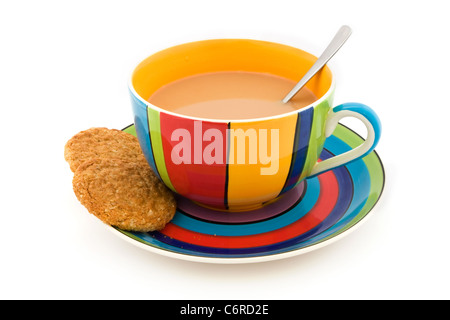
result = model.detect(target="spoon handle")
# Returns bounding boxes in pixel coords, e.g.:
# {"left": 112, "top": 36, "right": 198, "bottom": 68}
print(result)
{"left": 282, "top": 25, "right": 352, "bottom": 103}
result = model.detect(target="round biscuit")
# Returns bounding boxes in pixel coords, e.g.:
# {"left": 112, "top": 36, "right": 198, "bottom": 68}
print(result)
{"left": 72, "top": 158, "right": 176, "bottom": 232}
{"left": 64, "top": 127, "right": 147, "bottom": 172}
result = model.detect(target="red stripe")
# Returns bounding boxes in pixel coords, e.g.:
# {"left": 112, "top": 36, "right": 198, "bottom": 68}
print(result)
{"left": 160, "top": 170, "right": 338, "bottom": 248}
{"left": 160, "top": 113, "right": 228, "bottom": 209}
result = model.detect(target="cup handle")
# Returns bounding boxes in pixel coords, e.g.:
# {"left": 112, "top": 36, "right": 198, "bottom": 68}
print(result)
{"left": 308, "top": 102, "right": 382, "bottom": 177}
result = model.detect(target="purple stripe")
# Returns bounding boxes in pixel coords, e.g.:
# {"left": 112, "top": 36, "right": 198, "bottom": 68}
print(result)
{"left": 282, "top": 107, "right": 314, "bottom": 193}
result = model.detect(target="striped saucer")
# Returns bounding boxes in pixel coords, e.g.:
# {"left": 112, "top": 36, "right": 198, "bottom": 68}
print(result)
{"left": 107, "top": 123, "right": 385, "bottom": 264}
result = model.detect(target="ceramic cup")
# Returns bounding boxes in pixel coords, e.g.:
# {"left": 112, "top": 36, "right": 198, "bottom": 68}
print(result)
{"left": 129, "top": 39, "right": 381, "bottom": 211}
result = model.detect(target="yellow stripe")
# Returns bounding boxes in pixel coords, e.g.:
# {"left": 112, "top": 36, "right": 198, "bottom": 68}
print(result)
{"left": 227, "top": 114, "right": 297, "bottom": 209}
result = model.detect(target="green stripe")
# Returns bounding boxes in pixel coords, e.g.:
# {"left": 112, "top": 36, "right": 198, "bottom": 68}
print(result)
{"left": 147, "top": 108, "right": 176, "bottom": 192}
{"left": 123, "top": 124, "right": 137, "bottom": 136}
{"left": 299, "top": 98, "right": 332, "bottom": 181}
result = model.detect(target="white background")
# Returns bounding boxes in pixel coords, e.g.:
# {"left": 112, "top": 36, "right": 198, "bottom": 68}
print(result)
{"left": 1, "top": 0, "right": 449, "bottom": 300}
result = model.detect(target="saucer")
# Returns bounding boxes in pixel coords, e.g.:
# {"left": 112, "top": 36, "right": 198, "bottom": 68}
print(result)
{"left": 107, "top": 123, "right": 385, "bottom": 264}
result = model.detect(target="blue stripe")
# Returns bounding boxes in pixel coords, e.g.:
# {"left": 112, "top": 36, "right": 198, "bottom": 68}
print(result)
{"left": 129, "top": 92, "right": 160, "bottom": 179}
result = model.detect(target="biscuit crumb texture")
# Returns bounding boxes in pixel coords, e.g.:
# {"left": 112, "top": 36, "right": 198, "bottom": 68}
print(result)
{"left": 73, "top": 158, "right": 176, "bottom": 232}
{"left": 64, "top": 127, "right": 147, "bottom": 172}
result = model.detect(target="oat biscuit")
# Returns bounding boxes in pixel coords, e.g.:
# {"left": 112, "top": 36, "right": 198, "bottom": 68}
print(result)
{"left": 64, "top": 127, "right": 147, "bottom": 172}
{"left": 72, "top": 158, "right": 176, "bottom": 232}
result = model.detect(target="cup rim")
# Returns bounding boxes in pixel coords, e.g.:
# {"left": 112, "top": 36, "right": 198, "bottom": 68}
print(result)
{"left": 129, "top": 38, "right": 336, "bottom": 123}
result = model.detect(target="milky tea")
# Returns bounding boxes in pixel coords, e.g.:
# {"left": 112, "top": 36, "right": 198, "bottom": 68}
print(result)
{"left": 148, "top": 71, "right": 317, "bottom": 176}
{"left": 148, "top": 71, "right": 316, "bottom": 120}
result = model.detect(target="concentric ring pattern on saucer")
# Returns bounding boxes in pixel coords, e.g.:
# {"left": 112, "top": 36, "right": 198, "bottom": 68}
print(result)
{"left": 107, "top": 123, "right": 384, "bottom": 264}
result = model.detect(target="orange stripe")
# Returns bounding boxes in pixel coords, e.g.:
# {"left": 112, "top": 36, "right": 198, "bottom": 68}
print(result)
{"left": 226, "top": 114, "right": 298, "bottom": 209}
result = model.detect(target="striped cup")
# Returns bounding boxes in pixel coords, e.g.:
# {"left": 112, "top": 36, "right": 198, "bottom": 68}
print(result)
{"left": 129, "top": 39, "right": 381, "bottom": 211}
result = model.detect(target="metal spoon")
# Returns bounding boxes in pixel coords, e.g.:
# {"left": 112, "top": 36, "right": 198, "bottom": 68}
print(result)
{"left": 282, "top": 25, "right": 352, "bottom": 103}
